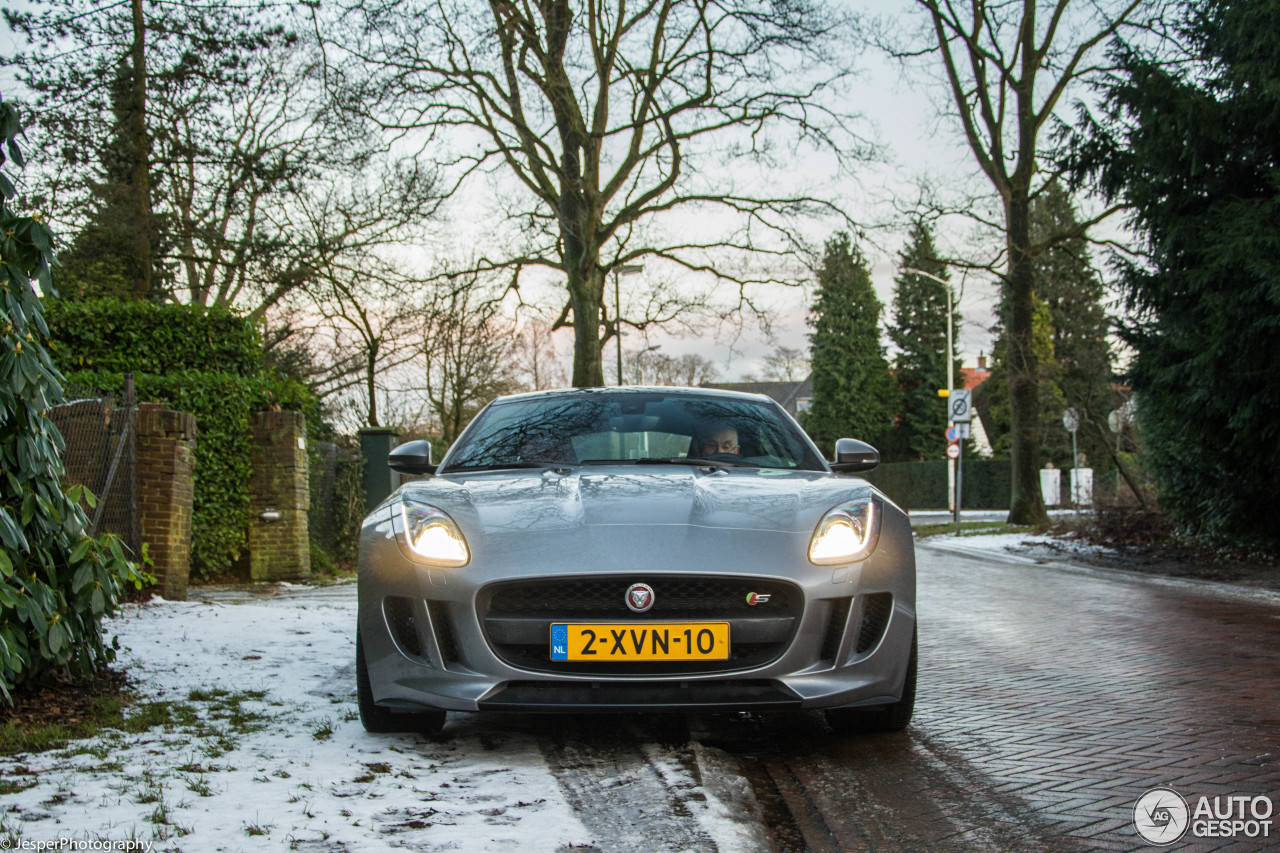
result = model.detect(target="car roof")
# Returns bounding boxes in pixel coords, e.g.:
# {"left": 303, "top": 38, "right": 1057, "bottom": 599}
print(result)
{"left": 489, "top": 386, "right": 778, "bottom": 406}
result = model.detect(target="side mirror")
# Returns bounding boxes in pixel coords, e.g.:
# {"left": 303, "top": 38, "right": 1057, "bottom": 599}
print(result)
{"left": 388, "top": 440, "right": 436, "bottom": 475}
{"left": 830, "top": 438, "right": 879, "bottom": 474}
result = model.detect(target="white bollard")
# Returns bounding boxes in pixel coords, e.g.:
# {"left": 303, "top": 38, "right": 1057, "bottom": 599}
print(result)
{"left": 1071, "top": 468, "right": 1093, "bottom": 507}
{"left": 1040, "top": 468, "right": 1062, "bottom": 507}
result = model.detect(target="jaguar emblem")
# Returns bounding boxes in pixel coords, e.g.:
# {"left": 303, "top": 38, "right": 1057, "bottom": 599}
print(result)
{"left": 625, "top": 583, "right": 655, "bottom": 613}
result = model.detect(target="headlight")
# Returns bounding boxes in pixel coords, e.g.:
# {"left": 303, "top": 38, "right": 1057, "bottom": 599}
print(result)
{"left": 808, "top": 497, "right": 881, "bottom": 565}
{"left": 397, "top": 500, "right": 470, "bottom": 567}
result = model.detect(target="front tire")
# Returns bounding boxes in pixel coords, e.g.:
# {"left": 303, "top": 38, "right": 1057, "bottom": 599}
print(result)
{"left": 826, "top": 627, "right": 917, "bottom": 735}
{"left": 357, "top": 629, "right": 447, "bottom": 735}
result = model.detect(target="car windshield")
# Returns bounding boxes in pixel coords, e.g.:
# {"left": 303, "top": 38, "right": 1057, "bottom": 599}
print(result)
{"left": 441, "top": 392, "right": 826, "bottom": 472}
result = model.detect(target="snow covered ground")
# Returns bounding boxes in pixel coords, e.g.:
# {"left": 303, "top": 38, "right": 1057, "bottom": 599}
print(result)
{"left": 0, "top": 584, "right": 763, "bottom": 852}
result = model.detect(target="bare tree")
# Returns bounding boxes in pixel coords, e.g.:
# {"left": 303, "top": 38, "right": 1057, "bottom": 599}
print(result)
{"left": 308, "top": 272, "right": 424, "bottom": 428}
{"left": 911, "top": 0, "right": 1145, "bottom": 525}
{"left": 420, "top": 287, "right": 523, "bottom": 445}
{"left": 756, "top": 345, "right": 810, "bottom": 382}
{"left": 5, "top": 2, "right": 440, "bottom": 319}
{"left": 626, "top": 349, "right": 718, "bottom": 387}
{"left": 512, "top": 317, "right": 570, "bottom": 391}
{"left": 325, "top": 0, "right": 869, "bottom": 387}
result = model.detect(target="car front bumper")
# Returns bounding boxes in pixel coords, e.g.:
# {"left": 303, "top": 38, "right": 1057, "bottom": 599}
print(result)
{"left": 357, "top": 500, "right": 916, "bottom": 714}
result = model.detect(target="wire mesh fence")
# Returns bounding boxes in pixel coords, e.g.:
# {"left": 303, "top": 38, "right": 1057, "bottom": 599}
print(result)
{"left": 310, "top": 440, "right": 364, "bottom": 567}
{"left": 51, "top": 375, "right": 140, "bottom": 554}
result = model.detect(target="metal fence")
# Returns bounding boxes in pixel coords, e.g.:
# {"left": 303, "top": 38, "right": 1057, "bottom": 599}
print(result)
{"left": 310, "top": 440, "right": 364, "bottom": 567}
{"left": 50, "top": 375, "right": 140, "bottom": 554}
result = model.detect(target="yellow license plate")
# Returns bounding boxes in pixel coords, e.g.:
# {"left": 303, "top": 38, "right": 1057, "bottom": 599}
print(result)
{"left": 550, "top": 622, "right": 730, "bottom": 661}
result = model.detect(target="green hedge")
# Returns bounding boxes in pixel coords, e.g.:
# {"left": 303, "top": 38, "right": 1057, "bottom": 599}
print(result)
{"left": 43, "top": 298, "right": 324, "bottom": 580}
{"left": 44, "top": 298, "right": 262, "bottom": 377}
{"left": 863, "top": 459, "right": 1012, "bottom": 511}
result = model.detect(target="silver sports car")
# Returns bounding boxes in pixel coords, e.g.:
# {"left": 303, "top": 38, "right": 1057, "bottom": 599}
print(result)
{"left": 356, "top": 387, "right": 916, "bottom": 735}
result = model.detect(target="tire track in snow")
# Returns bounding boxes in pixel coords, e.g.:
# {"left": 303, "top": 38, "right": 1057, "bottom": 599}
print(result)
{"left": 536, "top": 717, "right": 719, "bottom": 853}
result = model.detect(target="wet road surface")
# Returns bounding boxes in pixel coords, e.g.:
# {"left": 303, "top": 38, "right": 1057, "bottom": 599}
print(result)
{"left": 442, "top": 540, "right": 1280, "bottom": 851}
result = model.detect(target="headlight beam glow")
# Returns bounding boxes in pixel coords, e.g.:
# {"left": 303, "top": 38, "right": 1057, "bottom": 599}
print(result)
{"left": 399, "top": 501, "right": 470, "bottom": 567}
{"left": 808, "top": 498, "right": 880, "bottom": 565}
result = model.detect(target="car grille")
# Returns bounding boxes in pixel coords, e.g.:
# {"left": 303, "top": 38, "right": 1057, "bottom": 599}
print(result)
{"left": 479, "top": 575, "right": 803, "bottom": 675}
{"left": 480, "top": 679, "right": 802, "bottom": 711}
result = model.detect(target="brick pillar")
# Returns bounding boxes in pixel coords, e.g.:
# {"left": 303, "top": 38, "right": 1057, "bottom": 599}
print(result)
{"left": 137, "top": 408, "right": 197, "bottom": 601}
{"left": 248, "top": 411, "right": 311, "bottom": 582}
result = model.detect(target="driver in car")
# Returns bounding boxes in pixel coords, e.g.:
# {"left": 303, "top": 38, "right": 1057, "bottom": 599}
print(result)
{"left": 691, "top": 422, "right": 740, "bottom": 458}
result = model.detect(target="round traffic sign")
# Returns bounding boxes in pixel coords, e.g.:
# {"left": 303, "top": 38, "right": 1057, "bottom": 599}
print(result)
{"left": 945, "top": 426, "right": 959, "bottom": 442}
{"left": 945, "top": 443, "right": 960, "bottom": 460}
{"left": 1063, "top": 408, "right": 1080, "bottom": 432}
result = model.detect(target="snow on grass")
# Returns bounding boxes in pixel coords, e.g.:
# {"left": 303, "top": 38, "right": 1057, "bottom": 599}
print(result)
{"left": 0, "top": 585, "right": 603, "bottom": 851}
{"left": 919, "top": 529, "right": 1119, "bottom": 564}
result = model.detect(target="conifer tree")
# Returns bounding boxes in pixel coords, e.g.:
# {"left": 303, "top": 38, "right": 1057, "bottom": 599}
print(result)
{"left": 1031, "top": 182, "right": 1114, "bottom": 468}
{"left": 886, "top": 223, "right": 959, "bottom": 462}
{"left": 1068, "top": 0, "right": 1280, "bottom": 546}
{"left": 803, "top": 233, "right": 896, "bottom": 455}
{"left": 982, "top": 183, "right": 1112, "bottom": 468}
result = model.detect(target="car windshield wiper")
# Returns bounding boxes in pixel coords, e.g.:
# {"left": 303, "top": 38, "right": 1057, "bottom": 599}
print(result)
{"left": 443, "top": 461, "right": 562, "bottom": 473}
{"left": 580, "top": 457, "right": 755, "bottom": 468}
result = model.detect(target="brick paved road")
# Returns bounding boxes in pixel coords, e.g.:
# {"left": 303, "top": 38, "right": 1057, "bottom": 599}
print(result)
{"left": 699, "top": 541, "right": 1280, "bottom": 852}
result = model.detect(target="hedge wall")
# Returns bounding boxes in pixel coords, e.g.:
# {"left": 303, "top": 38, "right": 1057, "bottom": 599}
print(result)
{"left": 44, "top": 297, "right": 322, "bottom": 580}
{"left": 44, "top": 298, "right": 261, "bottom": 377}
{"left": 863, "top": 459, "right": 1012, "bottom": 511}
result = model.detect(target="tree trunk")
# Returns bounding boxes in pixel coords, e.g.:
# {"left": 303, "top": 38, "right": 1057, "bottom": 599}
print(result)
{"left": 569, "top": 273, "right": 604, "bottom": 387}
{"left": 557, "top": 138, "right": 605, "bottom": 388}
{"left": 366, "top": 351, "right": 379, "bottom": 427}
{"left": 1004, "top": 190, "right": 1050, "bottom": 526}
{"left": 129, "top": 0, "right": 154, "bottom": 302}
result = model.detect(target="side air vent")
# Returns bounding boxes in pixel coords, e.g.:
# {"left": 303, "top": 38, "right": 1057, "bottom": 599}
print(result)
{"left": 820, "top": 598, "right": 853, "bottom": 662}
{"left": 426, "top": 600, "right": 461, "bottom": 664}
{"left": 855, "top": 593, "right": 893, "bottom": 655}
{"left": 384, "top": 596, "right": 424, "bottom": 657}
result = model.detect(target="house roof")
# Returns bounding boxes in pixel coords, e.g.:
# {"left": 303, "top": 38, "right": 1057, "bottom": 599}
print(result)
{"left": 960, "top": 367, "right": 992, "bottom": 391}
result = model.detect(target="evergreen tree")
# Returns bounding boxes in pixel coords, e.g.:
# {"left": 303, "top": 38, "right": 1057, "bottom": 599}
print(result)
{"left": 1068, "top": 0, "right": 1280, "bottom": 547}
{"left": 803, "top": 233, "right": 896, "bottom": 455}
{"left": 980, "top": 183, "right": 1112, "bottom": 469}
{"left": 57, "top": 58, "right": 164, "bottom": 301}
{"left": 980, "top": 296, "right": 1063, "bottom": 460}
{"left": 1030, "top": 182, "right": 1114, "bottom": 469}
{"left": 1, "top": 94, "right": 143, "bottom": 696}
{"left": 886, "top": 223, "right": 959, "bottom": 462}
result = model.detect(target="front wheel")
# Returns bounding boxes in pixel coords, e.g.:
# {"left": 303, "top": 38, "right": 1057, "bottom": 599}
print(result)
{"left": 825, "top": 627, "right": 917, "bottom": 735}
{"left": 357, "top": 630, "right": 447, "bottom": 735}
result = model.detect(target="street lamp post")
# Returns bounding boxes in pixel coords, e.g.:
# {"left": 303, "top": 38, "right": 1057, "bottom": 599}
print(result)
{"left": 902, "top": 267, "right": 955, "bottom": 404}
{"left": 613, "top": 264, "right": 645, "bottom": 385}
{"left": 901, "top": 266, "right": 959, "bottom": 525}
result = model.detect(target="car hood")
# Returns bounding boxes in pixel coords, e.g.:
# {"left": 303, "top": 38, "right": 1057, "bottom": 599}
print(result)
{"left": 393, "top": 467, "right": 876, "bottom": 537}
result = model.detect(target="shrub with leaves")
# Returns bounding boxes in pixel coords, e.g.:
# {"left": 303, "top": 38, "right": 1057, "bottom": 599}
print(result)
{"left": 0, "top": 95, "right": 144, "bottom": 699}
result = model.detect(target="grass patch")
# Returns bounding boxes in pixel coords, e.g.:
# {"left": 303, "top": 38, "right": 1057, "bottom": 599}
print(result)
{"left": 0, "top": 678, "right": 271, "bottom": 758}
{"left": 0, "top": 691, "right": 132, "bottom": 756}
{"left": 0, "top": 775, "right": 36, "bottom": 795}
{"left": 244, "top": 819, "right": 273, "bottom": 836}
{"left": 913, "top": 520, "right": 1038, "bottom": 538}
